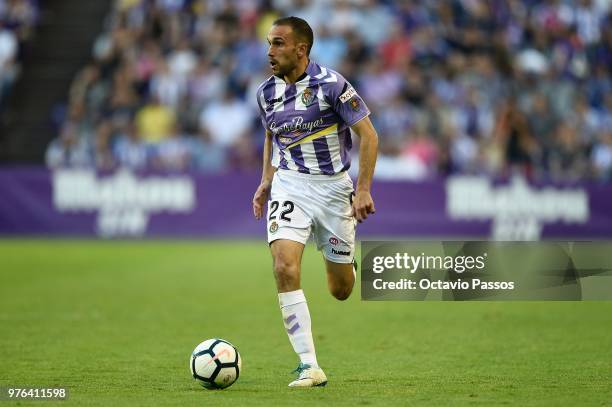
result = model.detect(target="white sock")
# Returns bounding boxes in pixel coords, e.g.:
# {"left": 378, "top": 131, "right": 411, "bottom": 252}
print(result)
{"left": 278, "top": 289, "right": 318, "bottom": 368}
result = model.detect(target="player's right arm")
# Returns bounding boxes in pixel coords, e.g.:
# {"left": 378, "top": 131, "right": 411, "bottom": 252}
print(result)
{"left": 253, "top": 130, "right": 276, "bottom": 220}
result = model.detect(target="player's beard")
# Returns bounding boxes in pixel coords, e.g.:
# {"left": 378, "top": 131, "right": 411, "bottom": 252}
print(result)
{"left": 273, "top": 57, "right": 297, "bottom": 78}
{"left": 273, "top": 62, "right": 288, "bottom": 77}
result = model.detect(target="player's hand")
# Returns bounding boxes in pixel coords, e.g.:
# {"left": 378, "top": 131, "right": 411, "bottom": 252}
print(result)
{"left": 252, "top": 181, "right": 271, "bottom": 220}
{"left": 351, "top": 190, "right": 375, "bottom": 223}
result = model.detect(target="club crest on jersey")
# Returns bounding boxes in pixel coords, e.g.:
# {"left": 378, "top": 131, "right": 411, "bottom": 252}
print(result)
{"left": 349, "top": 97, "right": 360, "bottom": 111}
{"left": 300, "top": 88, "right": 316, "bottom": 106}
{"left": 269, "top": 221, "right": 278, "bottom": 234}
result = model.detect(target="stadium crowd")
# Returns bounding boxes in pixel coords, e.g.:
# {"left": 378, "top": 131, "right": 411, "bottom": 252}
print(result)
{"left": 45, "top": 0, "right": 612, "bottom": 181}
{"left": 0, "top": 0, "right": 38, "bottom": 108}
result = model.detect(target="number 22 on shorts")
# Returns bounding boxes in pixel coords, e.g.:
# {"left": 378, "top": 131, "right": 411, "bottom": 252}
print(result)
{"left": 268, "top": 200, "right": 294, "bottom": 222}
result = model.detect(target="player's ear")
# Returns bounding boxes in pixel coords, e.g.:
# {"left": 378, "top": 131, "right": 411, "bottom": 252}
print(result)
{"left": 296, "top": 42, "right": 307, "bottom": 58}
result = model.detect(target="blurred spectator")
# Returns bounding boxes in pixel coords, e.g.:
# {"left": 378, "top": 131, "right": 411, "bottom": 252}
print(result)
{"left": 198, "top": 89, "right": 253, "bottom": 148}
{"left": 526, "top": 93, "right": 557, "bottom": 152}
{"left": 548, "top": 122, "right": 588, "bottom": 181}
{"left": 135, "top": 95, "right": 176, "bottom": 143}
{"left": 378, "top": 21, "right": 411, "bottom": 70}
{"left": 113, "top": 123, "right": 148, "bottom": 171}
{"left": 0, "top": 0, "right": 38, "bottom": 106}
{"left": 151, "top": 124, "right": 191, "bottom": 172}
{"left": 190, "top": 129, "right": 227, "bottom": 173}
{"left": 95, "top": 121, "right": 116, "bottom": 170}
{"left": 187, "top": 58, "right": 226, "bottom": 108}
{"left": 45, "top": 121, "right": 92, "bottom": 168}
{"left": 591, "top": 132, "right": 612, "bottom": 181}
{"left": 44, "top": 0, "right": 612, "bottom": 182}
{"left": 0, "top": 20, "right": 18, "bottom": 102}
{"left": 494, "top": 99, "right": 537, "bottom": 177}
{"left": 150, "top": 59, "right": 186, "bottom": 109}
{"left": 310, "top": 25, "right": 346, "bottom": 69}
{"left": 401, "top": 123, "right": 438, "bottom": 171}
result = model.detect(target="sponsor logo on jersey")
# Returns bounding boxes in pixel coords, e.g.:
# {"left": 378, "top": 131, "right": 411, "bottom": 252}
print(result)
{"left": 265, "top": 96, "right": 283, "bottom": 111}
{"left": 339, "top": 87, "right": 357, "bottom": 103}
{"left": 329, "top": 237, "right": 339, "bottom": 246}
{"left": 279, "top": 136, "right": 292, "bottom": 145}
{"left": 269, "top": 221, "right": 278, "bottom": 234}
{"left": 331, "top": 248, "right": 350, "bottom": 256}
{"left": 269, "top": 116, "right": 324, "bottom": 136}
{"left": 265, "top": 96, "right": 283, "bottom": 105}
{"left": 301, "top": 87, "right": 316, "bottom": 106}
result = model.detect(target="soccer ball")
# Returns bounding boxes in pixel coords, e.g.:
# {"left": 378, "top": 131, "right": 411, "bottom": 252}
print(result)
{"left": 190, "top": 338, "right": 242, "bottom": 389}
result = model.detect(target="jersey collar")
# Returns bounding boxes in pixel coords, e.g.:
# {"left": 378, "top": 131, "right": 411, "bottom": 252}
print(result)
{"left": 276, "top": 60, "right": 317, "bottom": 84}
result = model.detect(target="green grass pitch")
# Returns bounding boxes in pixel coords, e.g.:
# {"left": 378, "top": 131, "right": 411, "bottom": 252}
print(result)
{"left": 1, "top": 240, "right": 611, "bottom": 406}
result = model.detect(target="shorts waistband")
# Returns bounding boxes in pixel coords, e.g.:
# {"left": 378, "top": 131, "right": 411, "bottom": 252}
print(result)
{"left": 276, "top": 169, "right": 350, "bottom": 182}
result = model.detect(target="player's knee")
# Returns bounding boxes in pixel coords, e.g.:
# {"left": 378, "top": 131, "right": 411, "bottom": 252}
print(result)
{"left": 330, "top": 284, "right": 352, "bottom": 301}
{"left": 273, "top": 257, "right": 298, "bottom": 276}
{"left": 273, "top": 257, "right": 299, "bottom": 288}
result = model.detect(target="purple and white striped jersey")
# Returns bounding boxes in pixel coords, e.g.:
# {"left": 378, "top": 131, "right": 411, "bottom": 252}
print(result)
{"left": 256, "top": 60, "right": 370, "bottom": 175}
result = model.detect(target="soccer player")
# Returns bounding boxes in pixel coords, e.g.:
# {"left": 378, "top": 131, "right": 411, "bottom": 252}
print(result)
{"left": 252, "top": 16, "right": 378, "bottom": 387}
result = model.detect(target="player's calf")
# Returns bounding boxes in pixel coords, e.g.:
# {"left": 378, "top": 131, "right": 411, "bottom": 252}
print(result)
{"left": 330, "top": 284, "right": 352, "bottom": 301}
{"left": 325, "top": 260, "right": 355, "bottom": 301}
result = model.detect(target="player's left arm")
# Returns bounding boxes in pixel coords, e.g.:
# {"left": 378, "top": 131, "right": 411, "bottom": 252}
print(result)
{"left": 350, "top": 116, "right": 378, "bottom": 222}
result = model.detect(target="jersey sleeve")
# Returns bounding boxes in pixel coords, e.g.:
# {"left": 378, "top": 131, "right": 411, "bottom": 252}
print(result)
{"left": 256, "top": 86, "right": 270, "bottom": 132}
{"left": 325, "top": 72, "right": 370, "bottom": 127}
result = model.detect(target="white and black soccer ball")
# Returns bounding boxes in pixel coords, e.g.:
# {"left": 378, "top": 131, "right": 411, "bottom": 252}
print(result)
{"left": 190, "top": 339, "right": 242, "bottom": 389}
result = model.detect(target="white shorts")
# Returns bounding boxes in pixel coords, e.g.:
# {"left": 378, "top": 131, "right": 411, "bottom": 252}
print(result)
{"left": 266, "top": 169, "right": 356, "bottom": 264}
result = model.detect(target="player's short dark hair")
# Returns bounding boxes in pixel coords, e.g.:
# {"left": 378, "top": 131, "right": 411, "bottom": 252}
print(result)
{"left": 273, "top": 16, "right": 314, "bottom": 56}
